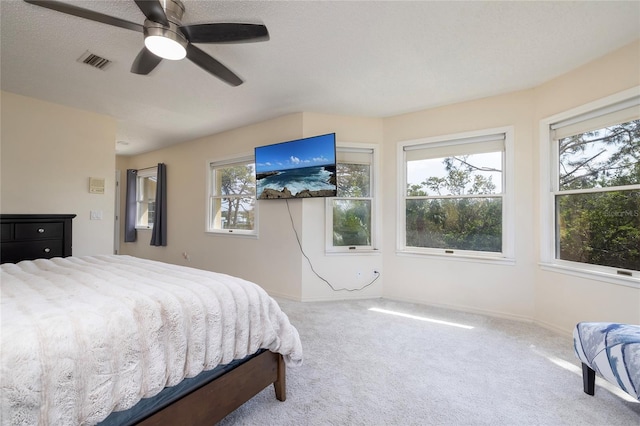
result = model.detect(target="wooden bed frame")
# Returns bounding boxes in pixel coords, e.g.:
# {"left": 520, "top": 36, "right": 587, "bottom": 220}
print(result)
{"left": 1, "top": 214, "right": 289, "bottom": 425}
{"left": 138, "top": 350, "right": 286, "bottom": 425}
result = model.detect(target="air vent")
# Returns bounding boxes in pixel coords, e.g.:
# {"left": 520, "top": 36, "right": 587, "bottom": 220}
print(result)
{"left": 77, "top": 51, "right": 112, "bottom": 70}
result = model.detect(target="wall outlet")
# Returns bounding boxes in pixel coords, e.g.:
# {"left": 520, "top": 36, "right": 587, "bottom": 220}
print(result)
{"left": 90, "top": 210, "right": 103, "bottom": 220}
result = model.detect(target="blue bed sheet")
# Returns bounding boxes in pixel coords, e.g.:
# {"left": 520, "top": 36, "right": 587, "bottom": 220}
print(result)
{"left": 98, "top": 350, "right": 265, "bottom": 426}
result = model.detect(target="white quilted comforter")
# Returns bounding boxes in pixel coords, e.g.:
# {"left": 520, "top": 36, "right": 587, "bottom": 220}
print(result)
{"left": 0, "top": 255, "right": 303, "bottom": 425}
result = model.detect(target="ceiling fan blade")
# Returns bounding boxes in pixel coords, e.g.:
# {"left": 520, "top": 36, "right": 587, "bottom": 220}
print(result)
{"left": 24, "top": 0, "right": 143, "bottom": 32}
{"left": 131, "top": 47, "right": 163, "bottom": 75}
{"left": 186, "top": 44, "right": 242, "bottom": 87}
{"left": 180, "top": 23, "right": 269, "bottom": 44}
{"left": 134, "top": 0, "right": 169, "bottom": 26}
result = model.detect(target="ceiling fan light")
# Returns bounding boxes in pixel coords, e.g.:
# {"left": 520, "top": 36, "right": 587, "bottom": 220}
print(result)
{"left": 145, "top": 35, "right": 186, "bottom": 60}
{"left": 143, "top": 20, "right": 188, "bottom": 60}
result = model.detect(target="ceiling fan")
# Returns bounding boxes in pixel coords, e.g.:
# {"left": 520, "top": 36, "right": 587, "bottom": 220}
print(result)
{"left": 24, "top": 0, "right": 270, "bottom": 86}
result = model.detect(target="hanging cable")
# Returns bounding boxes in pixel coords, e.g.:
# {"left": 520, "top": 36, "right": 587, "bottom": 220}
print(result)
{"left": 285, "top": 199, "right": 380, "bottom": 292}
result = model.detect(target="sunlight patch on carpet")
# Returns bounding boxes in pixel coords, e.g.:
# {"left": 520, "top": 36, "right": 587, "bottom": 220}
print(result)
{"left": 368, "top": 307, "right": 474, "bottom": 329}
{"left": 531, "top": 347, "right": 638, "bottom": 403}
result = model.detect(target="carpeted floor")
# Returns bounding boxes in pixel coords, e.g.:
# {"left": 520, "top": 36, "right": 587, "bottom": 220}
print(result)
{"left": 218, "top": 298, "right": 640, "bottom": 425}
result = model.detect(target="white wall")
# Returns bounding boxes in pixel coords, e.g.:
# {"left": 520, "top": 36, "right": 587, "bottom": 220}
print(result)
{"left": 1, "top": 91, "right": 116, "bottom": 256}
{"left": 117, "top": 111, "right": 388, "bottom": 302}
{"left": 382, "top": 90, "right": 538, "bottom": 321}
{"left": 299, "top": 112, "right": 384, "bottom": 301}
{"left": 117, "top": 113, "right": 306, "bottom": 300}
{"left": 532, "top": 40, "right": 640, "bottom": 332}
{"left": 380, "top": 40, "right": 640, "bottom": 331}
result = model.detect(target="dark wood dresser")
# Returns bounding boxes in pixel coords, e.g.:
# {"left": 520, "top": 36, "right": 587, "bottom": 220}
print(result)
{"left": 0, "top": 214, "right": 76, "bottom": 264}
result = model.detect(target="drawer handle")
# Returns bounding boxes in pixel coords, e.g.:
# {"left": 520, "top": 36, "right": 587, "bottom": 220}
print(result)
{"left": 38, "top": 228, "right": 45, "bottom": 233}
{"left": 43, "top": 248, "right": 51, "bottom": 253}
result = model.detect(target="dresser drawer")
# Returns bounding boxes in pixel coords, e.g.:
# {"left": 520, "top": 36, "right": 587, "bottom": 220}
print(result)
{"left": 1, "top": 240, "right": 63, "bottom": 263}
{"left": 0, "top": 214, "right": 75, "bottom": 264}
{"left": 14, "top": 222, "right": 63, "bottom": 240}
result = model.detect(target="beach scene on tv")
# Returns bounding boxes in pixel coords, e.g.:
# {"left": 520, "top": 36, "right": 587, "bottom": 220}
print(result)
{"left": 255, "top": 134, "right": 337, "bottom": 199}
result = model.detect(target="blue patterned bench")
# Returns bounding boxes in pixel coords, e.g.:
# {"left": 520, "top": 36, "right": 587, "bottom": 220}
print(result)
{"left": 573, "top": 322, "right": 640, "bottom": 400}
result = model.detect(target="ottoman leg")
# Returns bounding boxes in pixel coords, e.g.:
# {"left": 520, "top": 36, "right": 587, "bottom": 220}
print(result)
{"left": 582, "top": 363, "right": 595, "bottom": 395}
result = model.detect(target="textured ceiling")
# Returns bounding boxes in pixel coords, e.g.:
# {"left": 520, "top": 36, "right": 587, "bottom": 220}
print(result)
{"left": 1, "top": 1, "right": 639, "bottom": 155}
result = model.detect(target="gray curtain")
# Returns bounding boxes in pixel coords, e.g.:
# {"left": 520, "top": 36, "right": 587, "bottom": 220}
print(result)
{"left": 124, "top": 169, "right": 137, "bottom": 242}
{"left": 150, "top": 163, "right": 167, "bottom": 246}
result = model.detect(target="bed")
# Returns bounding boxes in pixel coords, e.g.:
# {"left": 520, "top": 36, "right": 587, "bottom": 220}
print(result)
{"left": 0, "top": 254, "right": 303, "bottom": 425}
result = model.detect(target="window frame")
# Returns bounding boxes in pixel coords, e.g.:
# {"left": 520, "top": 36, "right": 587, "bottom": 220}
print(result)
{"left": 206, "top": 154, "right": 258, "bottom": 237}
{"left": 325, "top": 143, "right": 379, "bottom": 254}
{"left": 397, "top": 127, "right": 515, "bottom": 263}
{"left": 539, "top": 87, "right": 640, "bottom": 287}
{"left": 135, "top": 168, "right": 157, "bottom": 229}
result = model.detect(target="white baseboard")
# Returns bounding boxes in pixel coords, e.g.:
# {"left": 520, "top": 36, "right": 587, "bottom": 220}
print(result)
{"left": 387, "top": 296, "right": 574, "bottom": 336}
{"left": 532, "top": 317, "right": 573, "bottom": 338}
{"left": 299, "top": 294, "right": 382, "bottom": 303}
{"left": 265, "top": 290, "right": 301, "bottom": 302}
{"left": 384, "top": 296, "right": 535, "bottom": 324}
{"left": 267, "top": 291, "right": 575, "bottom": 336}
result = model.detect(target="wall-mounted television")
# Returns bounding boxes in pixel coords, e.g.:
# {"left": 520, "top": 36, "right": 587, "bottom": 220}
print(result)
{"left": 255, "top": 133, "right": 337, "bottom": 199}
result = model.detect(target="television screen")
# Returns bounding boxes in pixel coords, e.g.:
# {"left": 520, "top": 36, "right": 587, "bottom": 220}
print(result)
{"left": 255, "top": 133, "right": 337, "bottom": 199}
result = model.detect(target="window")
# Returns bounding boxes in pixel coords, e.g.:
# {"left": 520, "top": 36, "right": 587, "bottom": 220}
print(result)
{"left": 399, "top": 128, "right": 514, "bottom": 260}
{"left": 208, "top": 156, "right": 257, "bottom": 235}
{"left": 544, "top": 93, "right": 639, "bottom": 278}
{"left": 326, "top": 146, "right": 376, "bottom": 252}
{"left": 136, "top": 168, "right": 156, "bottom": 228}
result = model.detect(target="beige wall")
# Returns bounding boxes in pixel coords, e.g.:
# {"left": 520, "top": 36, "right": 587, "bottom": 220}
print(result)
{"left": 1, "top": 91, "right": 116, "bottom": 256}
{"left": 382, "top": 90, "right": 538, "bottom": 321}
{"left": 380, "top": 40, "right": 640, "bottom": 331}
{"left": 116, "top": 114, "right": 306, "bottom": 300}
{"left": 117, "top": 111, "right": 387, "bottom": 301}
{"left": 300, "top": 112, "right": 384, "bottom": 301}
{"left": 532, "top": 40, "right": 640, "bottom": 332}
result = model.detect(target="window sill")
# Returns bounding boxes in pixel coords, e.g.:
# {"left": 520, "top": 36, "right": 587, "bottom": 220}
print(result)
{"left": 539, "top": 262, "right": 640, "bottom": 289}
{"left": 325, "top": 248, "right": 381, "bottom": 256}
{"left": 396, "top": 249, "right": 515, "bottom": 266}
{"left": 205, "top": 230, "right": 258, "bottom": 239}
{"left": 135, "top": 226, "right": 152, "bottom": 230}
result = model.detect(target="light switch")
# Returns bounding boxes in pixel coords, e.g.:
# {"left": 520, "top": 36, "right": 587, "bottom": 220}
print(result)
{"left": 90, "top": 210, "right": 103, "bottom": 220}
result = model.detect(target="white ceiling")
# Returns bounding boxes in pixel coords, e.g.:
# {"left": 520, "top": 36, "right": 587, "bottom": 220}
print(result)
{"left": 2, "top": 1, "right": 639, "bottom": 156}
